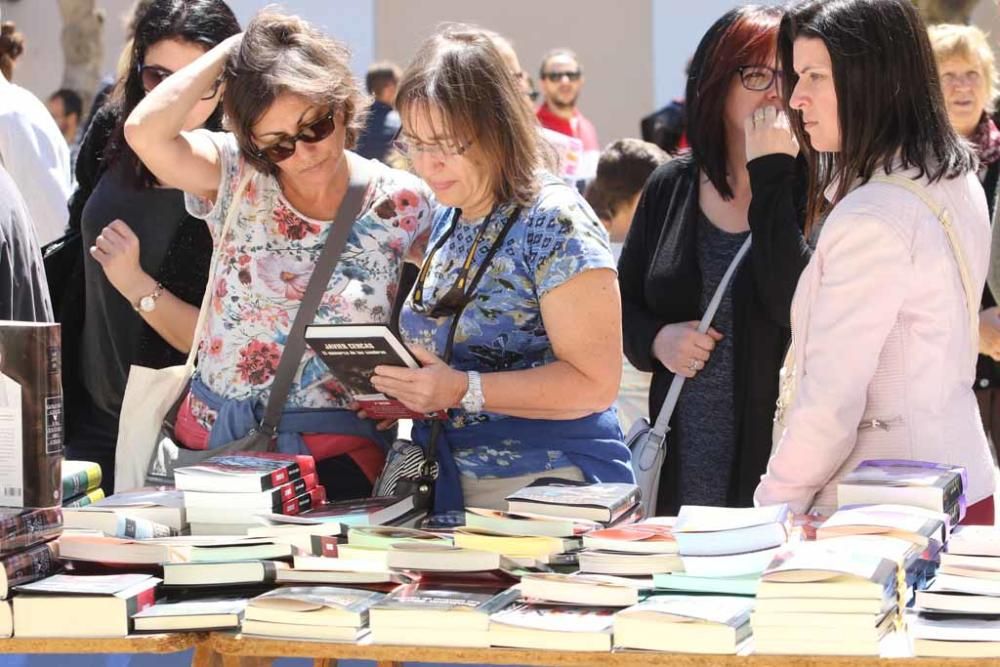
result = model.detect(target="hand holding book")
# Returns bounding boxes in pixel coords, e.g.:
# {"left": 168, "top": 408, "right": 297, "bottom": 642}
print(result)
{"left": 370, "top": 344, "right": 468, "bottom": 415}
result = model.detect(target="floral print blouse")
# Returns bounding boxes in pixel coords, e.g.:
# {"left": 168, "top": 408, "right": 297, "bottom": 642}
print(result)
{"left": 184, "top": 131, "right": 433, "bottom": 425}
{"left": 399, "top": 174, "right": 617, "bottom": 478}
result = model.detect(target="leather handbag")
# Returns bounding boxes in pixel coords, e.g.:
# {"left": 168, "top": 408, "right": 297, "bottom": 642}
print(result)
{"left": 626, "top": 235, "right": 752, "bottom": 514}
{"left": 116, "top": 157, "right": 370, "bottom": 491}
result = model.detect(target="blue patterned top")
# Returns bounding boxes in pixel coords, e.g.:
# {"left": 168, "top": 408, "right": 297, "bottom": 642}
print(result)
{"left": 399, "top": 174, "right": 618, "bottom": 480}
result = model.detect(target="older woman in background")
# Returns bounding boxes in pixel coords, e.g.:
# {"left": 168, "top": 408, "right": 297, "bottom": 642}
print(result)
{"left": 929, "top": 24, "right": 1000, "bottom": 462}
{"left": 370, "top": 25, "right": 632, "bottom": 515}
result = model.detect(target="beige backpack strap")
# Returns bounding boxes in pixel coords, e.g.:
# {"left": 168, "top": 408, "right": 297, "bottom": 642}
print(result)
{"left": 182, "top": 168, "right": 255, "bottom": 372}
{"left": 870, "top": 174, "right": 979, "bottom": 351}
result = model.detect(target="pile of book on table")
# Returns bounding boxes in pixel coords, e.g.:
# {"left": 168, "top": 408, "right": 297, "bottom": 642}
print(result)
{"left": 61, "top": 460, "right": 104, "bottom": 508}
{"left": 909, "top": 525, "right": 1000, "bottom": 658}
{"left": 0, "top": 507, "right": 62, "bottom": 637}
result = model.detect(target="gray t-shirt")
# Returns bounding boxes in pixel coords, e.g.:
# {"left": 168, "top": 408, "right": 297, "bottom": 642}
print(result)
{"left": 79, "top": 161, "right": 185, "bottom": 417}
{"left": 674, "top": 212, "right": 749, "bottom": 506}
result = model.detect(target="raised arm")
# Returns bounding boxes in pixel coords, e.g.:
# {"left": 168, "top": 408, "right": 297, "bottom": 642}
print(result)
{"left": 124, "top": 34, "right": 242, "bottom": 200}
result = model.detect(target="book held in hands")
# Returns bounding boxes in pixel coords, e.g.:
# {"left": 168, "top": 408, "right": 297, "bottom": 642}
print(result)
{"left": 305, "top": 324, "right": 445, "bottom": 420}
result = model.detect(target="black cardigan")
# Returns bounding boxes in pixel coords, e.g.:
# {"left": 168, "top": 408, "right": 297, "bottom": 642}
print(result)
{"left": 618, "top": 153, "right": 810, "bottom": 513}
{"left": 60, "top": 105, "right": 212, "bottom": 428}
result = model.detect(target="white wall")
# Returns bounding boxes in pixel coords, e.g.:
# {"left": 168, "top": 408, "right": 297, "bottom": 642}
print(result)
{"left": 0, "top": 0, "right": 374, "bottom": 100}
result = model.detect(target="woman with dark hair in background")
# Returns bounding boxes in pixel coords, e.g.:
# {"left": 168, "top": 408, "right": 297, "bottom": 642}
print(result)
{"left": 619, "top": 5, "right": 809, "bottom": 514}
{"left": 125, "top": 9, "right": 434, "bottom": 498}
{"left": 63, "top": 0, "right": 240, "bottom": 494}
{"left": 757, "top": 0, "right": 996, "bottom": 524}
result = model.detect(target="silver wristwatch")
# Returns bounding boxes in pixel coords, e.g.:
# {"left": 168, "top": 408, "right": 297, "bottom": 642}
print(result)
{"left": 460, "top": 370, "right": 485, "bottom": 414}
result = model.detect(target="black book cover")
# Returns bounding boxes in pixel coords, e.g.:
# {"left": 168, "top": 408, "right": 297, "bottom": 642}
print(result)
{"left": 0, "top": 322, "right": 62, "bottom": 508}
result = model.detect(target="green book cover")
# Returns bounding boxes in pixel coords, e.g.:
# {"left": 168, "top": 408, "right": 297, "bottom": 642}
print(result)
{"left": 61, "top": 460, "right": 101, "bottom": 498}
{"left": 653, "top": 572, "right": 759, "bottom": 596}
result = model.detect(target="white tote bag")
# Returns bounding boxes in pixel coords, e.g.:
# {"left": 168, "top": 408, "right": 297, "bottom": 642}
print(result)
{"left": 113, "top": 173, "right": 251, "bottom": 493}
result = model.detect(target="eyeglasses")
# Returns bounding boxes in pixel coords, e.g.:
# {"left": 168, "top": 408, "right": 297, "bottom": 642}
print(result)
{"left": 941, "top": 70, "right": 983, "bottom": 88}
{"left": 737, "top": 65, "right": 782, "bottom": 92}
{"left": 139, "top": 64, "right": 221, "bottom": 101}
{"left": 251, "top": 111, "right": 337, "bottom": 164}
{"left": 392, "top": 135, "right": 472, "bottom": 160}
{"left": 541, "top": 70, "right": 582, "bottom": 83}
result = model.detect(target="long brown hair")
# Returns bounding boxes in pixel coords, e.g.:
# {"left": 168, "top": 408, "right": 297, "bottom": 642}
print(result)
{"left": 780, "top": 0, "right": 976, "bottom": 232}
{"left": 395, "top": 24, "right": 543, "bottom": 208}
{"left": 0, "top": 21, "right": 24, "bottom": 81}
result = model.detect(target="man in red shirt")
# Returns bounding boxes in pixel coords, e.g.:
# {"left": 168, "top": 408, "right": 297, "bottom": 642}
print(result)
{"left": 536, "top": 48, "right": 600, "bottom": 156}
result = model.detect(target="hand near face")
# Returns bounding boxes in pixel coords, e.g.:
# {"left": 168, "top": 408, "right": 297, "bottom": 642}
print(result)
{"left": 744, "top": 106, "right": 800, "bottom": 162}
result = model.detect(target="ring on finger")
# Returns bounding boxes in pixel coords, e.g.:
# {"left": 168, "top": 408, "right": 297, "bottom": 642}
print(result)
{"left": 688, "top": 359, "right": 698, "bottom": 372}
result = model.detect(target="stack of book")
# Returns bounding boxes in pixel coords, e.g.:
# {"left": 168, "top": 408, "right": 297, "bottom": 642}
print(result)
{"left": 0, "top": 507, "right": 62, "bottom": 637}
{"left": 752, "top": 542, "right": 902, "bottom": 655}
{"left": 242, "top": 586, "right": 385, "bottom": 641}
{"left": 673, "top": 504, "right": 790, "bottom": 578}
{"left": 12, "top": 573, "right": 160, "bottom": 637}
{"left": 132, "top": 596, "right": 247, "bottom": 632}
{"left": 61, "top": 460, "right": 104, "bottom": 508}
{"left": 504, "top": 479, "right": 641, "bottom": 526}
{"left": 613, "top": 595, "right": 754, "bottom": 654}
{"left": 837, "top": 459, "right": 967, "bottom": 527}
{"left": 175, "top": 452, "right": 325, "bottom": 535}
{"left": 455, "top": 507, "right": 601, "bottom": 567}
{"left": 909, "top": 525, "right": 1000, "bottom": 658}
{"left": 368, "top": 583, "right": 520, "bottom": 647}
{"left": 486, "top": 572, "right": 637, "bottom": 651}
{"left": 64, "top": 488, "right": 187, "bottom": 535}
{"left": 576, "top": 519, "right": 682, "bottom": 577}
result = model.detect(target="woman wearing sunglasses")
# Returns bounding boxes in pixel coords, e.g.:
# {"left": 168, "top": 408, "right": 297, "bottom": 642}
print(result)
{"left": 619, "top": 5, "right": 810, "bottom": 514}
{"left": 63, "top": 0, "right": 239, "bottom": 495}
{"left": 124, "top": 9, "right": 434, "bottom": 498}
{"left": 368, "top": 25, "right": 633, "bottom": 515}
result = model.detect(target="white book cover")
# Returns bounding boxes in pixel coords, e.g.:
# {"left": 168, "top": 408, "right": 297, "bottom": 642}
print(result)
{"left": 616, "top": 594, "right": 752, "bottom": 627}
{"left": 673, "top": 504, "right": 789, "bottom": 533}
{"left": 490, "top": 603, "right": 616, "bottom": 633}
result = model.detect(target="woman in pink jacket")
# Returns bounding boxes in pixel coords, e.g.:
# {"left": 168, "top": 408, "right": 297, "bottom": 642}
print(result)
{"left": 756, "top": 0, "right": 997, "bottom": 524}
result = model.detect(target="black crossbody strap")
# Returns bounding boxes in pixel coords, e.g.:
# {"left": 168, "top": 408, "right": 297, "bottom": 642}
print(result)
{"left": 257, "top": 155, "right": 373, "bottom": 435}
{"left": 423, "top": 205, "right": 523, "bottom": 473}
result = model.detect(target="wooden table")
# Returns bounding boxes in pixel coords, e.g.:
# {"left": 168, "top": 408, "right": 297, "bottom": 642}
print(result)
{"left": 0, "top": 633, "right": 203, "bottom": 654}
{"left": 207, "top": 633, "right": 998, "bottom": 667}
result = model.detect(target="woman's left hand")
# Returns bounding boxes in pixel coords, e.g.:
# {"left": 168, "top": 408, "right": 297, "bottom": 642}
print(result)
{"left": 744, "top": 105, "right": 800, "bottom": 162}
{"left": 370, "top": 346, "right": 468, "bottom": 414}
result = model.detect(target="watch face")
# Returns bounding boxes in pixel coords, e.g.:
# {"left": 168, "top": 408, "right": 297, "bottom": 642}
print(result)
{"left": 139, "top": 295, "right": 156, "bottom": 312}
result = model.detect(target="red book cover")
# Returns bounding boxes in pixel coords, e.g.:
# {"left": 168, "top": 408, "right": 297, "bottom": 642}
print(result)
{"left": 174, "top": 452, "right": 316, "bottom": 492}
{"left": 280, "top": 486, "right": 327, "bottom": 516}
{"left": 275, "top": 473, "right": 317, "bottom": 504}
{"left": 309, "top": 534, "right": 342, "bottom": 557}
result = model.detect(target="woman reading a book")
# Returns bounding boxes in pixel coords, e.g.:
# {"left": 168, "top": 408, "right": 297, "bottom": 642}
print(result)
{"left": 63, "top": 0, "right": 240, "bottom": 495}
{"left": 619, "top": 5, "right": 810, "bottom": 514}
{"left": 755, "top": 0, "right": 997, "bottom": 524}
{"left": 123, "top": 9, "right": 435, "bottom": 498}
{"left": 368, "top": 25, "right": 634, "bottom": 515}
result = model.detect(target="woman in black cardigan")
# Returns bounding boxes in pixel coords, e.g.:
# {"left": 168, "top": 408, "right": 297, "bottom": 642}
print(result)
{"left": 619, "top": 5, "right": 810, "bottom": 514}
{"left": 61, "top": 0, "right": 239, "bottom": 494}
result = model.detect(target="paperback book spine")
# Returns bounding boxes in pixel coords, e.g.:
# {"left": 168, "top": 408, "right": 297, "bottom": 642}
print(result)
{"left": 0, "top": 541, "right": 59, "bottom": 597}
{"left": 62, "top": 488, "right": 106, "bottom": 508}
{"left": 0, "top": 507, "right": 63, "bottom": 554}
{"left": 61, "top": 463, "right": 101, "bottom": 499}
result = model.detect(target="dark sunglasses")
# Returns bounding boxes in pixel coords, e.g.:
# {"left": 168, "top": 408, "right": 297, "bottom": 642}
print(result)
{"left": 737, "top": 65, "right": 782, "bottom": 92}
{"left": 251, "top": 111, "right": 337, "bottom": 164}
{"left": 139, "top": 64, "right": 221, "bottom": 101}
{"left": 541, "top": 70, "right": 582, "bottom": 83}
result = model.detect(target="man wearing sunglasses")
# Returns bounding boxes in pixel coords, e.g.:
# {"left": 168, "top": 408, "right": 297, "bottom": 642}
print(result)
{"left": 535, "top": 47, "right": 600, "bottom": 176}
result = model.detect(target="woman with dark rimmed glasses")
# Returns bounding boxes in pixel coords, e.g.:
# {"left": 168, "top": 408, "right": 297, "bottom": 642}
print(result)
{"left": 62, "top": 0, "right": 239, "bottom": 495}
{"left": 123, "top": 8, "right": 435, "bottom": 498}
{"left": 367, "top": 25, "right": 634, "bottom": 517}
{"left": 619, "top": 5, "right": 810, "bottom": 514}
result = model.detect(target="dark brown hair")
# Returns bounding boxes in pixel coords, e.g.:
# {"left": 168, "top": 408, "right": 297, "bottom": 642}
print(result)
{"left": 686, "top": 5, "right": 782, "bottom": 199}
{"left": 104, "top": 0, "right": 239, "bottom": 189}
{"left": 0, "top": 21, "right": 24, "bottom": 81}
{"left": 780, "top": 0, "right": 976, "bottom": 231}
{"left": 366, "top": 61, "right": 402, "bottom": 97}
{"left": 224, "top": 8, "right": 368, "bottom": 176}
{"left": 586, "top": 139, "right": 669, "bottom": 221}
{"left": 396, "top": 23, "right": 543, "bottom": 208}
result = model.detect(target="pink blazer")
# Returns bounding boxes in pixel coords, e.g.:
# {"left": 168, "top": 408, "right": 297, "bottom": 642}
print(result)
{"left": 755, "top": 166, "right": 997, "bottom": 514}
